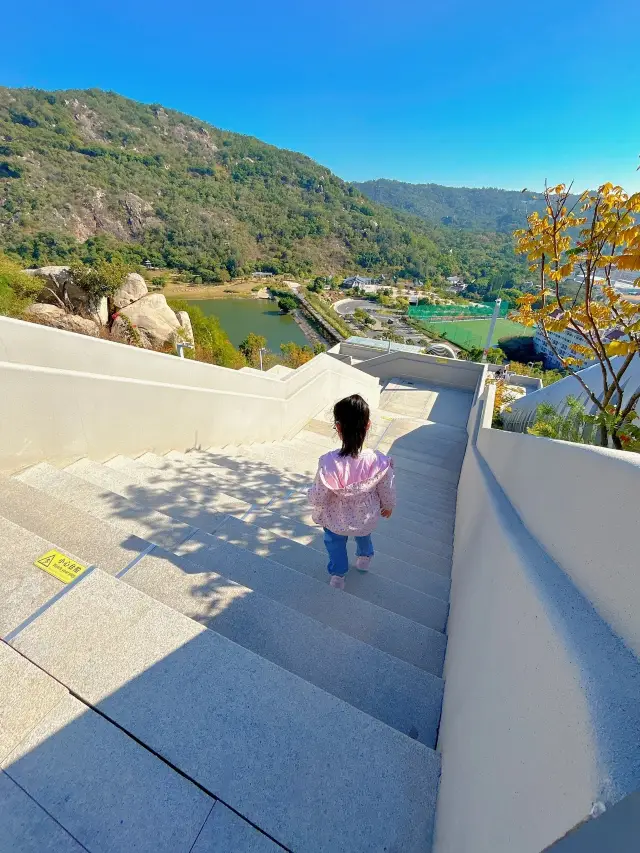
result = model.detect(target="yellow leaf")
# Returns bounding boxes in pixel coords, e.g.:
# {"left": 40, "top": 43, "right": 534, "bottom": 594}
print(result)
{"left": 606, "top": 340, "right": 637, "bottom": 356}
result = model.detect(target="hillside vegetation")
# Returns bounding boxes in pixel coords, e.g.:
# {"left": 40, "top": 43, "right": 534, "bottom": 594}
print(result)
{"left": 354, "top": 179, "right": 564, "bottom": 233}
{"left": 0, "top": 87, "right": 524, "bottom": 283}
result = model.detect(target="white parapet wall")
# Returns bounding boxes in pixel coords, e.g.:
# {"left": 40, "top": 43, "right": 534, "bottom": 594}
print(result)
{"left": 434, "top": 384, "right": 640, "bottom": 853}
{"left": 328, "top": 341, "right": 484, "bottom": 390}
{"left": 0, "top": 318, "right": 380, "bottom": 471}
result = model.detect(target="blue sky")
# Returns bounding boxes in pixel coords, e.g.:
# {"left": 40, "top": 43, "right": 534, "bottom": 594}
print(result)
{"left": 3, "top": 0, "right": 639, "bottom": 191}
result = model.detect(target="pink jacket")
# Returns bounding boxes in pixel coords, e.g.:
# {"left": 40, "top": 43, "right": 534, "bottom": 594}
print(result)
{"left": 308, "top": 448, "right": 396, "bottom": 537}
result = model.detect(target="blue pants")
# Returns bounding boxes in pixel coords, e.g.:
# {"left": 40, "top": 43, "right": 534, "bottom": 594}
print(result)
{"left": 323, "top": 528, "right": 374, "bottom": 577}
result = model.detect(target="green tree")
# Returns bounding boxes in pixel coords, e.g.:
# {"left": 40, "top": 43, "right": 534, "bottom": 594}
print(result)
{"left": 278, "top": 295, "right": 298, "bottom": 313}
{"left": 239, "top": 332, "right": 268, "bottom": 367}
{"left": 280, "top": 341, "right": 314, "bottom": 367}
{"left": 69, "top": 259, "right": 128, "bottom": 314}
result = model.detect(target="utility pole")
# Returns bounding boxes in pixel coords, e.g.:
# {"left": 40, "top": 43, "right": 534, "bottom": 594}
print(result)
{"left": 482, "top": 298, "right": 502, "bottom": 363}
{"left": 259, "top": 347, "right": 267, "bottom": 371}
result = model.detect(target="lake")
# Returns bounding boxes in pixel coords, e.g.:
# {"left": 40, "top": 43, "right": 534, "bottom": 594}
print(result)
{"left": 186, "top": 298, "right": 311, "bottom": 352}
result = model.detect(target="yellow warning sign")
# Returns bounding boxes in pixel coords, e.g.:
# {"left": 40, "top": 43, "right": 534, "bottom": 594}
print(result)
{"left": 34, "top": 550, "right": 89, "bottom": 584}
{"left": 435, "top": 357, "right": 449, "bottom": 364}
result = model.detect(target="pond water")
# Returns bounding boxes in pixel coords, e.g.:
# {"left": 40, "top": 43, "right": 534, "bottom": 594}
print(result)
{"left": 185, "top": 298, "right": 310, "bottom": 352}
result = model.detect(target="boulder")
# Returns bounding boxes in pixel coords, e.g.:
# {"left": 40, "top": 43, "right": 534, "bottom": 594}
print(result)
{"left": 175, "top": 310, "right": 194, "bottom": 346}
{"left": 112, "top": 272, "right": 148, "bottom": 310}
{"left": 25, "top": 304, "right": 99, "bottom": 337}
{"left": 114, "top": 293, "right": 180, "bottom": 349}
{"left": 23, "top": 266, "right": 77, "bottom": 306}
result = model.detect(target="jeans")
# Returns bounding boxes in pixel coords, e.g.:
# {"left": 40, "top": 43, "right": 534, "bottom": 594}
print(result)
{"left": 323, "top": 528, "right": 374, "bottom": 577}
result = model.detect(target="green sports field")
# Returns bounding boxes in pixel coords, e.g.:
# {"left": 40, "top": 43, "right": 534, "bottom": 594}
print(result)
{"left": 419, "top": 318, "right": 534, "bottom": 350}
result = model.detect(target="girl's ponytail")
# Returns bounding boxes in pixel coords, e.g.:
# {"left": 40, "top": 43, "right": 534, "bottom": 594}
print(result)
{"left": 334, "top": 394, "right": 370, "bottom": 458}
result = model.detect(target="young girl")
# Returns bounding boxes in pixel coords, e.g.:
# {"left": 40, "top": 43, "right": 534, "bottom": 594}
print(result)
{"left": 308, "top": 394, "right": 396, "bottom": 590}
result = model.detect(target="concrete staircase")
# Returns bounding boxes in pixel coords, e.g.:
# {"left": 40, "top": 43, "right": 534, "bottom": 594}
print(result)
{"left": 0, "top": 378, "right": 472, "bottom": 852}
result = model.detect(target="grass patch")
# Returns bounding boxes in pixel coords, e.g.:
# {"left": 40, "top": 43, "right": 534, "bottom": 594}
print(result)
{"left": 419, "top": 318, "right": 534, "bottom": 350}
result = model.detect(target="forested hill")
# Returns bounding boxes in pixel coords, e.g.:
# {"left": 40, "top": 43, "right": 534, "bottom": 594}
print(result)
{"left": 0, "top": 87, "right": 524, "bottom": 282}
{"left": 354, "top": 179, "right": 550, "bottom": 233}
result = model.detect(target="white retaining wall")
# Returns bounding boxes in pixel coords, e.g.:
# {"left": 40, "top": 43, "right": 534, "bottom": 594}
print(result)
{"left": 435, "top": 385, "right": 640, "bottom": 853}
{"left": 0, "top": 320, "right": 380, "bottom": 471}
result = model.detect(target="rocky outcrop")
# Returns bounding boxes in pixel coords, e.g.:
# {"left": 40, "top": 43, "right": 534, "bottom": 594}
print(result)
{"left": 24, "top": 266, "right": 108, "bottom": 326}
{"left": 23, "top": 266, "right": 75, "bottom": 305}
{"left": 175, "top": 311, "right": 194, "bottom": 346}
{"left": 112, "top": 272, "right": 148, "bottom": 310}
{"left": 112, "top": 293, "right": 180, "bottom": 349}
{"left": 25, "top": 304, "right": 99, "bottom": 337}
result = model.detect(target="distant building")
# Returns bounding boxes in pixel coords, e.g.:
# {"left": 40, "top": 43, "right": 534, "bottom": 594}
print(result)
{"left": 534, "top": 313, "right": 625, "bottom": 370}
{"left": 343, "top": 275, "right": 374, "bottom": 288}
{"left": 142, "top": 259, "right": 154, "bottom": 269}
{"left": 251, "top": 271, "right": 275, "bottom": 278}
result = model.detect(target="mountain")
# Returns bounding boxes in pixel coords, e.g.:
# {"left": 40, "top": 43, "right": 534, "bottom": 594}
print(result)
{"left": 0, "top": 87, "right": 524, "bottom": 282}
{"left": 353, "top": 179, "right": 550, "bottom": 233}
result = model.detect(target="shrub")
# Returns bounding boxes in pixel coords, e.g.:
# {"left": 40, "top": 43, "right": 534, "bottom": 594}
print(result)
{"left": 0, "top": 254, "right": 41, "bottom": 317}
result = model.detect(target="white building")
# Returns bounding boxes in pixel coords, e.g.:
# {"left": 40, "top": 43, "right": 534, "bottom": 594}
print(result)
{"left": 534, "top": 319, "right": 624, "bottom": 370}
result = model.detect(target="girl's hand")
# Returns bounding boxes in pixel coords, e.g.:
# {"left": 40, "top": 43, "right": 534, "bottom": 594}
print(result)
{"left": 381, "top": 508, "right": 393, "bottom": 519}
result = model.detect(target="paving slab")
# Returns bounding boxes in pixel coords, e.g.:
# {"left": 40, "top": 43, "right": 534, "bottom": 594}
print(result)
{"left": 15, "top": 463, "right": 193, "bottom": 550}
{"left": 125, "top": 548, "right": 444, "bottom": 745}
{"left": 175, "top": 538, "right": 446, "bottom": 674}
{"left": 3, "top": 694, "right": 212, "bottom": 853}
{"left": 0, "top": 771, "right": 85, "bottom": 853}
{"left": 192, "top": 802, "right": 283, "bottom": 852}
{"left": 10, "top": 571, "right": 440, "bottom": 853}
{"left": 0, "top": 641, "right": 67, "bottom": 762}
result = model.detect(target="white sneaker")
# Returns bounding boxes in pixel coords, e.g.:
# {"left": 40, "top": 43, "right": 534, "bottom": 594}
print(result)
{"left": 329, "top": 575, "right": 346, "bottom": 590}
{"left": 356, "top": 556, "right": 372, "bottom": 572}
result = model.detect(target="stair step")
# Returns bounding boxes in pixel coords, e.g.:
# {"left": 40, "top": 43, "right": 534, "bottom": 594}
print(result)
{"left": 9, "top": 570, "right": 440, "bottom": 853}
{"left": 105, "top": 453, "right": 454, "bottom": 573}
{"left": 1, "top": 643, "right": 212, "bottom": 853}
{"left": 15, "top": 464, "right": 193, "bottom": 550}
{"left": 117, "top": 452, "right": 282, "bottom": 508}
{"left": 124, "top": 547, "right": 444, "bottom": 745}
{"left": 176, "top": 536, "right": 447, "bottom": 675}
{"left": 207, "top": 518, "right": 448, "bottom": 630}
{"left": 264, "top": 500, "right": 452, "bottom": 577}
{"left": 0, "top": 515, "right": 82, "bottom": 639}
{"left": 0, "top": 476, "right": 149, "bottom": 578}
{"left": 66, "top": 458, "right": 447, "bottom": 628}
{"left": 240, "top": 507, "right": 451, "bottom": 601}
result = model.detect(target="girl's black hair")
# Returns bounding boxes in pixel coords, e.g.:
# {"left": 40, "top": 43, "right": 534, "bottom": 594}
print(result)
{"left": 334, "top": 394, "right": 370, "bottom": 457}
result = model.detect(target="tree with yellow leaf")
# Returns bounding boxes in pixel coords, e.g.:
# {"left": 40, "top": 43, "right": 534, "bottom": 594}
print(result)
{"left": 512, "top": 182, "right": 640, "bottom": 448}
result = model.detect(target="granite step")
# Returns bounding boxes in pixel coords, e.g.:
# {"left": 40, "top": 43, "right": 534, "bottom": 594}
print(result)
{"left": 9, "top": 570, "right": 441, "bottom": 853}
{"left": 0, "top": 642, "right": 213, "bottom": 853}
{"left": 124, "top": 547, "right": 444, "bottom": 745}
{"left": 68, "top": 457, "right": 450, "bottom": 601}
{"left": 66, "top": 459, "right": 447, "bottom": 628}
{"left": 100, "top": 454, "right": 454, "bottom": 574}
{"left": 175, "top": 536, "right": 447, "bottom": 675}
{"left": 11, "top": 466, "right": 447, "bottom": 673}
{"left": 15, "top": 464, "right": 192, "bottom": 551}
